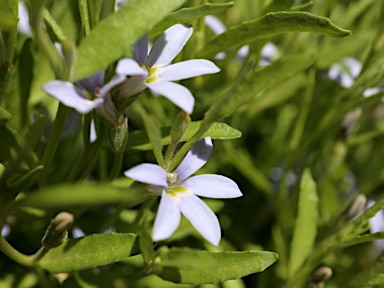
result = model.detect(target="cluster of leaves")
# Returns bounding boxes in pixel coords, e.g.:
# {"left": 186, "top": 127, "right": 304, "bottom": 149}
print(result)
{"left": 1, "top": 0, "right": 384, "bottom": 287}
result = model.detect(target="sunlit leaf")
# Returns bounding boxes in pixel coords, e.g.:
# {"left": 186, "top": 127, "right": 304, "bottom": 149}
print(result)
{"left": 0, "top": 0, "right": 17, "bottom": 30}
{"left": 197, "top": 12, "right": 350, "bottom": 59}
{"left": 39, "top": 233, "right": 140, "bottom": 273}
{"left": 74, "top": 0, "right": 187, "bottom": 79}
{"left": 126, "top": 121, "right": 241, "bottom": 151}
{"left": 149, "top": 2, "right": 234, "bottom": 37}
{"left": 155, "top": 247, "right": 278, "bottom": 284}
{"left": 288, "top": 168, "right": 318, "bottom": 277}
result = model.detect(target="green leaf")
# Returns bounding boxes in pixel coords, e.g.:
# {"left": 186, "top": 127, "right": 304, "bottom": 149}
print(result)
{"left": 135, "top": 104, "right": 164, "bottom": 166}
{"left": 126, "top": 121, "right": 241, "bottom": 151}
{"left": 0, "top": 0, "right": 17, "bottom": 30}
{"left": 149, "top": 2, "right": 234, "bottom": 37}
{"left": 39, "top": 233, "right": 140, "bottom": 273}
{"left": 13, "top": 180, "right": 145, "bottom": 210}
{"left": 344, "top": 250, "right": 384, "bottom": 288}
{"left": 0, "top": 125, "right": 39, "bottom": 170}
{"left": 197, "top": 11, "right": 351, "bottom": 59}
{"left": 0, "top": 106, "right": 11, "bottom": 124}
{"left": 288, "top": 168, "right": 318, "bottom": 277}
{"left": 74, "top": 0, "right": 187, "bottom": 79}
{"left": 207, "top": 53, "right": 315, "bottom": 121}
{"left": 155, "top": 247, "right": 278, "bottom": 284}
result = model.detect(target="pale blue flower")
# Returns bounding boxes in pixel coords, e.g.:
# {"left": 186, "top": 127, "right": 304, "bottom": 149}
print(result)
{"left": 328, "top": 57, "right": 362, "bottom": 88}
{"left": 116, "top": 24, "right": 220, "bottom": 114}
{"left": 43, "top": 71, "right": 125, "bottom": 124}
{"left": 124, "top": 137, "right": 242, "bottom": 246}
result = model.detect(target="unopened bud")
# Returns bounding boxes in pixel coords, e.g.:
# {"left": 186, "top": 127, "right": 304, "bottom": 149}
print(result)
{"left": 107, "top": 115, "right": 128, "bottom": 153}
{"left": 347, "top": 194, "right": 367, "bottom": 219}
{"left": 170, "top": 111, "right": 190, "bottom": 144}
{"left": 42, "top": 212, "right": 73, "bottom": 249}
{"left": 311, "top": 266, "right": 332, "bottom": 285}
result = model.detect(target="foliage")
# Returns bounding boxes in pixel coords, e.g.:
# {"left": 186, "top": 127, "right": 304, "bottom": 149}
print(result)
{"left": 1, "top": 0, "right": 384, "bottom": 287}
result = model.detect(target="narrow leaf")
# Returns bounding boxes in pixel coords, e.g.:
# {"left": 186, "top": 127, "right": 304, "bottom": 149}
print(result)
{"left": 197, "top": 11, "right": 351, "bottom": 59}
{"left": 135, "top": 104, "right": 164, "bottom": 166}
{"left": 156, "top": 247, "right": 278, "bottom": 284}
{"left": 39, "top": 233, "right": 140, "bottom": 273}
{"left": 126, "top": 121, "right": 241, "bottom": 151}
{"left": 289, "top": 168, "right": 318, "bottom": 277}
{"left": 74, "top": 0, "right": 187, "bottom": 79}
{"left": 13, "top": 181, "right": 145, "bottom": 209}
{"left": 149, "top": 3, "right": 234, "bottom": 37}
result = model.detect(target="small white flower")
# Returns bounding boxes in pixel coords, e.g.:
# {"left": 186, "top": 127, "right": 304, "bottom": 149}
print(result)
{"left": 124, "top": 137, "right": 242, "bottom": 246}
{"left": 328, "top": 57, "right": 362, "bottom": 88}
{"left": 368, "top": 200, "right": 384, "bottom": 253}
{"left": 43, "top": 71, "right": 125, "bottom": 124}
{"left": 18, "top": 2, "right": 32, "bottom": 37}
{"left": 116, "top": 24, "right": 220, "bottom": 114}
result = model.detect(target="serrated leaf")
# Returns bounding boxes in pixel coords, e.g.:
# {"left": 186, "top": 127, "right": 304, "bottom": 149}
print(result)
{"left": 149, "top": 2, "right": 234, "bottom": 37}
{"left": 288, "top": 168, "right": 318, "bottom": 277}
{"left": 126, "top": 121, "right": 241, "bottom": 151}
{"left": 13, "top": 181, "right": 145, "bottom": 209}
{"left": 197, "top": 11, "right": 350, "bottom": 59}
{"left": 0, "top": 0, "right": 17, "bottom": 30}
{"left": 155, "top": 247, "right": 278, "bottom": 284}
{"left": 39, "top": 233, "right": 140, "bottom": 273}
{"left": 74, "top": 0, "right": 187, "bottom": 79}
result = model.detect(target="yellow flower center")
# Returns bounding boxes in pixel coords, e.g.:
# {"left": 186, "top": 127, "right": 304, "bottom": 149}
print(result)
{"left": 144, "top": 66, "right": 161, "bottom": 84}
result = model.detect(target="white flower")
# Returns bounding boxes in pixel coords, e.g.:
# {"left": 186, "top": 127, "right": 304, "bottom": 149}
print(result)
{"left": 116, "top": 24, "right": 220, "bottom": 114}
{"left": 124, "top": 137, "right": 242, "bottom": 246}
{"left": 43, "top": 71, "right": 126, "bottom": 124}
{"left": 368, "top": 200, "right": 384, "bottom": 253}
{"left": 18, "top": 2, "right": 32, "bottom": 37}
{"left": 328, "top": 57, "right": 362, "bottom": 88}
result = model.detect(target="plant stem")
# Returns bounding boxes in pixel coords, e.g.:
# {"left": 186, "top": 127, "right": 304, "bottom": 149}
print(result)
{"left": 79, "top": 0, "right": 91, "bottom": 36}
{"left": 0, "top": 236, "right": 33, "bottom": 267}
{"left": 39, "top": 104, "right": 69, "bottom": 185}
{"left": 109, "top": 150, "right": 124, "bottom": 180}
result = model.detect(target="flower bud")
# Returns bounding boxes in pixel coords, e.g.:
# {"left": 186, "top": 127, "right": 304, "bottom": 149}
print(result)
{"left": 170, "top": 111, "right": 190, "bottom": 145}
{"left": 311, "top": 266, "right": 332, "bottom": 286}
{"left": 346, "top": 194, "right": 367, "bottom": 219}
{"left": 107, "top": 115, "right": 128, "bottom": 153}
{"left": 41, "top": 212, "right": 74, "bottom": 249}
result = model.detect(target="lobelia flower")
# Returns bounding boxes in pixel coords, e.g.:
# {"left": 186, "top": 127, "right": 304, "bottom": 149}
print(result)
{"left": 43, "top": 71, "right": 126, "bottom": 124}
{"left": 328, "top": 57, "right": 362, "bottom": 88}
{"left": 115, "top": 24, "right": 220, "bottom": 114}
{"left": 124, "top": 137, "right": 242, "bottom": 246}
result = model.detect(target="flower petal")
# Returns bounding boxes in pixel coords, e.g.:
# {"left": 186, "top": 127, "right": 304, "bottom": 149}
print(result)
{"left": 146, "top": 24, "right": 193, "bottom": 67}
{"left": 134, "top": 34, "right": 149, "bottom": 64}
{"left": 77, "top": 71, "right": 105, "bottom": 93}
{"left": 152, "top": 191, "right": 181, "bottom": 241}
{"left": 124, "top": 163, "right": 168, "bottom": 187}
{"left": 178, "top": 192, "right": 221, "bottom": 246}
{"left": 116, "top": 58, "right": 148, "bottom": 76}
{"left": 174, "top": 137, "right": 213, "bottom": 181}
{"left": 182, "top": 174, "right": 243, "bottom": 199}
{"left": 43, "top": 80, "right": 103, "bottom": 114}
{"left": 98, "top": 74, "right": 127, "bottom": 100}
{"left": 159, "top": 60, "right": 220, "bottom": 81}
{"left": 204, "top": 15, "right": 226, "bottom": 35}
{"left": 146, "top": 81, "right": 194, "bottom": 114}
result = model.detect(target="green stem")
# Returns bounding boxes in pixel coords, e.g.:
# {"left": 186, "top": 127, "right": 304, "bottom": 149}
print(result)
{"left": 109, "top": 151, "right": 124, "bottom": 180}
{"left": 168, "top": 118, "right": 211, "bottom": 171}
{"left": 0, "top": 236, "right": 33, "bottom": 267}
{"left": 163, "top": 141, "right": 177, "bottom": 171}
{"left": 31, "top": 246, "right": 50, "bottom": 263}
{"left": 39, "top": 104, "right": 69, "bottom": 185}
{"left": 79, "top": 0, "right": 91, "bottom": 36}
{"left": 42, "top": 8, "right": 67, "bottom": 42}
